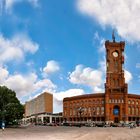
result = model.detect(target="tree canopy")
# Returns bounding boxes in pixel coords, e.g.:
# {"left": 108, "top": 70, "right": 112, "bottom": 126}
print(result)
{"left": 0, "top": 86, "right": 24, "bottom": 125}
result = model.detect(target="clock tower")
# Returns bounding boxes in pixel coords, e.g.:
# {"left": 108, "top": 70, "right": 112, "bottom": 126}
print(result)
{"left": 104, "top": 37, "right": 128, "bottom": 123}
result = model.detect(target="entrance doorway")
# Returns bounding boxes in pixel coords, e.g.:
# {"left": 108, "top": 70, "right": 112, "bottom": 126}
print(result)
{"left": 114, "top": 117, "right": 119, "bottom": 123}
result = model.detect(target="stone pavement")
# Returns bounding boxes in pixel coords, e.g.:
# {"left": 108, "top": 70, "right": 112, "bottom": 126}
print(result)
{"left": 0, "top": 125, "right": 140, "bottom": 140}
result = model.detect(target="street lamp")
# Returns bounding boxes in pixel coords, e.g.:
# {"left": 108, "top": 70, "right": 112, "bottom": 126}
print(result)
{"left": 77, "top": 107, "right": 84, "bottom": 127}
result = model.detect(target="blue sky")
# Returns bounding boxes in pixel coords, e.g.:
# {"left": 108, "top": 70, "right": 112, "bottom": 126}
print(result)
{"left": 0, "top": 0, "right": 140, "bottom": 112}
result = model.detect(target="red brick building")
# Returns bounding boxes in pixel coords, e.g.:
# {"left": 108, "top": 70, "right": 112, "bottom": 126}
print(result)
{"left": 63, "top": 39, "right": 140, "bottom": 123}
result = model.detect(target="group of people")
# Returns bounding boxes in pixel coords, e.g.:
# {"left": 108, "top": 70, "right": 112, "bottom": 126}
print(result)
{"left": 129, "top": 123, "right": 136, "bottom": 129}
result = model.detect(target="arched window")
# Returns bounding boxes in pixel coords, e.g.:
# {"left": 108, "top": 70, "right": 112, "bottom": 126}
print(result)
{"left": 132, "top": 100, "right": 134, "bottom": 104}
{"left": 136, "top": 108, "right": 139, "bottom": 115}
{"left": 136, "top": 101, "right": 139, "bottom": 105}
{"left": 101, "top": 107, "right": 104, "bottom": 115}
{"left": 118, "top": 99, "right": 120, "bottom": 103}
{"left": 113, "top": 106, "right": 120, "bottom": 115}
{"left": 70, "top": 109, "right": 72, "bottom": 116}
{"left": 101, "top": 100, "right": 104, "bottom": 104}
{"left": 96, "top": 107, "right": 100, "bottom": 115}
{"left": 112, "top": 99, "right": 114, "bottom": 103}
{"left": 93, "top": 107, "right": 95, "bottom": 115}
{"left": 128, "top": 107, "right": 131, "bottom": 115}
{"left": 73, "top": 109, "right": 76, "bottom": 116}
{"left": 128, "top": 100, "right": 131, "bottom": 104}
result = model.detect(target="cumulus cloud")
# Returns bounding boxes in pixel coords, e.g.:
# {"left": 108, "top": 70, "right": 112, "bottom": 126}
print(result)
{"left": 69, "top": 65, "right": 103, "bottom": 92}
{"left": 0, "top": 66, "right": 9, "bottom": 83}
{"left": 0, "top": 34, "right": 39, "bottom": 64}
{"left": 124, "top": 69, "right": 133, "bottom": 83}
{"left": 0, "top": 66, "right": 56, "bottom": 99}
{"left": 77, "top": 0, "right": 140, "bottom": 42}
{"left": 43, "top": 60, "right": 60, "bottom": 75}
{"left": 53, "top": 89, "right": 85, "bottom": 112}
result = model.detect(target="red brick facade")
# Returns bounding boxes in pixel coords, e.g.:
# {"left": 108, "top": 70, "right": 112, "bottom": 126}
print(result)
{"left": 63, "top": 39, "right": 140, "bottom": 123}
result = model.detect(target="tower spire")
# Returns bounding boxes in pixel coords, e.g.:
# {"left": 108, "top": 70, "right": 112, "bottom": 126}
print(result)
{"left": 112, "top": 29, "right": 115, "bottom": 42}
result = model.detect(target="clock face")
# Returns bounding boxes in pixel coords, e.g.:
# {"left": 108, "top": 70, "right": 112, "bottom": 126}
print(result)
{"left": 113, "top": 51, "right": 118, "bottom": 57}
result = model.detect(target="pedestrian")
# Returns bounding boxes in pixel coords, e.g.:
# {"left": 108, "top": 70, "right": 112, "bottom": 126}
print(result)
{"left": 2, "top": 122, "right": 5, "bottom": 131}
{"left": 130, "top": 123, "right": 133, "bottom": 129}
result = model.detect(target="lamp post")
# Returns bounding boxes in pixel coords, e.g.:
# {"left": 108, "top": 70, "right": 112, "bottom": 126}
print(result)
{"left": 77, "top": 107, "right": 84, "bottom": 127}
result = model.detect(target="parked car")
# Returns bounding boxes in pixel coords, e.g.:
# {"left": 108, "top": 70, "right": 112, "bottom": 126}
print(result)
{"left": 95, "top": 122, "right": 105, "bottom": 127}
{"left": 136, "top": 121, "right": 140, "bottom": 127}
{"left": 63, "top": 122, "right": 70, "bottom": 126}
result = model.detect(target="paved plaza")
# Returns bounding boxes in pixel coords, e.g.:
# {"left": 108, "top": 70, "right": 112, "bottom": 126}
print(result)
{"left": 0, "top": 125, "right": 140, "bottom": 140}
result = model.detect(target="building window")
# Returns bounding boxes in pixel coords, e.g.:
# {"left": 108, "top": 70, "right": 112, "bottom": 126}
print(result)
{"left": 70, "top": 109, "right": 72, "bottom": 116}
{"left": 96, "top": 107, "right": 100, "bottom": 115}
{"left": 112, "top": 99, "right": 114, "bottom": 103}
{"left": 101, "top": 107, "right": 104, "bottom": 115}
{"left": 101, "top": 100, "right": 104, "bottom": 104}
{"left": 93, "top": 107, "right": 95, "bottom": 115}
{"left": 115, "top": 99, "right": 117, "bottom": 103}
{"left": 132, "top": 101, "right": 134, "bottom": 104}
{"left": 84, "top": 108, "right": 87, "bottom": 115}
{"left": 73, "top": 109, "right": 76, "bottom": 116}
{"left": 128, "top": 107, "right": 131, "bottom": 115}
{"left": 118, "top": 99, "right": 120, "bottom": 103}
{"left": 88, "top": 107, "right": 91, "bottom": 116}
{"left": 64, "top": 111, "right": 67, "bottom": 116}
{"left": 132, "top": 107, "right": 134, "bottom": 115}
{"left": 136, "top": 101, "right": 139, "bottom": 105}
{"left": 109, "top": 99, "right": 111, "bottom": 103}
{"left": 128, "top": 100, "right": 131, "bottom": 104}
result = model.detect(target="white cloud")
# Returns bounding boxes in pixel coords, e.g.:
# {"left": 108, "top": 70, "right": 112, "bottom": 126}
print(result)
{"left": 124, "top": 70, "right": 133, "bottom": 83}
{"left": 0, "top": 66, "right": 56, "bottom": 99}
{"left": 54, "top": 89, "right": 85, "bottom": 101}
{"left": 0, "top": 34, "right": 39, "bottom": 64}
{"left": 35, "top": 79, "right": 57, "bottom": 93}
{"left": 3, "top": 73, "right": 37, "bottom": 98}
{"left": 69, "top": 65, "right": 103, "bottom": 91}
{"left": 0, "top": 66, "right": 9, "bottom": 83}
{"left": 53, "top": 89, "right": 85, "bottom": 112}
{"left": 43, "top": 60, "right": 60, "bottom": 75}
{"left": 77, "top": 0, "right": 140, "bottom": 42}
{"left": 93, "top": 86, "right": 104, "bottom": 92}
{"left": 5, "top": 0, "right": 19, "bottom": 10}
{"left": 93, "top": 32, "right": 105, "bottom": 53}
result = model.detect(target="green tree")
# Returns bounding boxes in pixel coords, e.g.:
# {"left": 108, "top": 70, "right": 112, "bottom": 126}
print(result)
{"left": 0, "top": 86, "right": 24, "bottom": 125}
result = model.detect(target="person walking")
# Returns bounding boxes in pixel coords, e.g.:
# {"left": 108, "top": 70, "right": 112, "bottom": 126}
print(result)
{"left": 2, "top": 122, "right": 5, "bottom": 131}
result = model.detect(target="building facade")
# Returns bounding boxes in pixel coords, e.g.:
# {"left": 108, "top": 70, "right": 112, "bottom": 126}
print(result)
{"left": 24, "top": 92, "right": 63, "bottom": 124}
{"left": 25, "top": 92, "right": 53, "bottom": 117}
{"left": 63, "top": 39, "right": 140, "bottom": 123}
